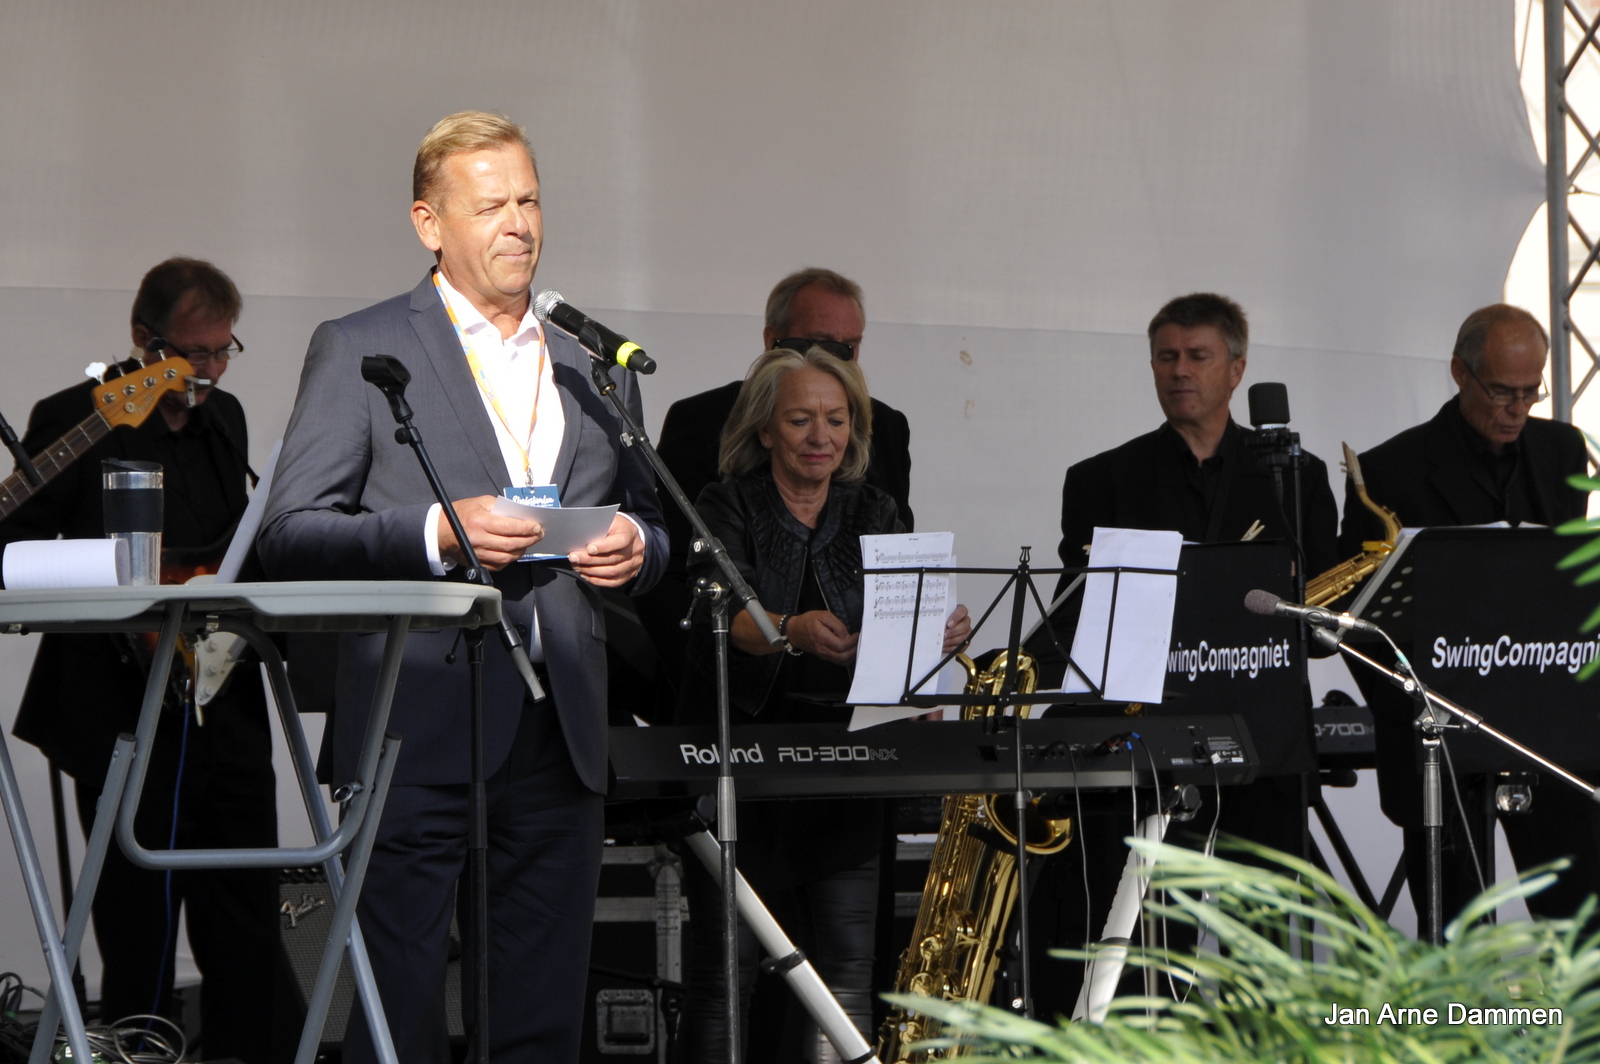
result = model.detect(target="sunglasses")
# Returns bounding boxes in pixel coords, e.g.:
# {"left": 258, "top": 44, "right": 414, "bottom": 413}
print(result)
{"left": 774, "top": 337, "right": 857, "bottom": 362}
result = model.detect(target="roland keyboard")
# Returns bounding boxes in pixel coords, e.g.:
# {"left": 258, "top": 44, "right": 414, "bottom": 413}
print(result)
{"left": 608, "top": 715, "right": 1258, "bottom": 799}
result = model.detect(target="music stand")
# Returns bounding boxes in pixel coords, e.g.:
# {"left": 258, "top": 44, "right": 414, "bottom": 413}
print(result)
{"left": 851, "top": 546, "right": 1179, "bottom": 1019}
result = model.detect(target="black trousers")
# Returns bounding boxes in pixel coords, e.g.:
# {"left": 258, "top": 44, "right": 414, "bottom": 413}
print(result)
{"left": 682, "top": 798, "right": 883, "bottom": 1064}
{"left": 73, "top": 675, "right": 288, "bottom": 1064}
{"left": 340, "top": 694, "right": 603, "bottom": 1064}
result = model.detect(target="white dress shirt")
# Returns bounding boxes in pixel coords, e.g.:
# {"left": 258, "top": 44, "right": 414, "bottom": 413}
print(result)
{"left": 422, "top": 271, "right": 645, "bottom": 663}
{"left": 423, "top": 272, "right": 564, "bottom": 658}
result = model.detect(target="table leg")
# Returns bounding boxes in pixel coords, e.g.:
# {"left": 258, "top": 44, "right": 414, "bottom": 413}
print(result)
{"left": 293, "top": 731, "right": 402, "bottom": 1064}
{"left": 28, "top": 739, "right": 133, "bottom": 1064}
{"left": 248, "top": 628, "right": 400, "bottom": 1064}
{"left": 0, "top": 730, "right": 94, "bottom": 1064}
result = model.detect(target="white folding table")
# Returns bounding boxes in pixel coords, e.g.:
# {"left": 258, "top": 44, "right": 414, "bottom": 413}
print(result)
{"left": 0, "top": 581, "right": 500, "bottom": 1064}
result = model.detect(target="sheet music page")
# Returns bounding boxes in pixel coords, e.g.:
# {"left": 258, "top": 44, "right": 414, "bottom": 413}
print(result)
{"left": 1054, "top": 526, "right": 1181, "bottom": 703}
{"left": 846, "top": 532, "right": 954, "bottom": 728}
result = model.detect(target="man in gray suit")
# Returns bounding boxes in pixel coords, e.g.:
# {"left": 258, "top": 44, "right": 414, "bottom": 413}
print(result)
{"left": 259, "top": 112, "right": 666, "bottom": 1063}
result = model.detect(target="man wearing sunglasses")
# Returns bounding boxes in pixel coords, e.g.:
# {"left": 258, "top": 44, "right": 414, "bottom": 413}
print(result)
{"left": 1339, "top": 302, "right": 1592, "bottom": 926}
{"left": 657, "top": 267, "right": 912, "bottom": 534}
{"left": 2, "top": 258, "right": 288, "bottom": 1062}
{"left": 629, "top": 269, "right": 914, "bottom": 704}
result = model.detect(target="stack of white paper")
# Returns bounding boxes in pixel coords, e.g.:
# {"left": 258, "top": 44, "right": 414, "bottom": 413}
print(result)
{"left": 3, "top": 538, "right": 129, "bottom": 589}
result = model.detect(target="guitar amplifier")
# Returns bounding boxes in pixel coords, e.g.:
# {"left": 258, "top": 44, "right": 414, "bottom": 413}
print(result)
{"left": 277, "top": 868, "right": 464, "bottom": 1045}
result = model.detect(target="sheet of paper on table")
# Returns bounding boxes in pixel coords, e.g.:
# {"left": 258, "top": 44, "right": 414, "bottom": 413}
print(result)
{"left": 1049, "top": 526, "right": 1181, "bottom": 704}
{"left": 847, "top": 532, "right": 959, "bottom": 730}
{"left": 1, "top": 538, "right": 129, "bottom": 589}
{"left": 488, "top": 497, "right": 619, "bottom": 559}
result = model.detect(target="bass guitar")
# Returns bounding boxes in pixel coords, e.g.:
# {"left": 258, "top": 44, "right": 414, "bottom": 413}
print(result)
{"left": 0, "top": 355, "right": 196, "bottom": 521}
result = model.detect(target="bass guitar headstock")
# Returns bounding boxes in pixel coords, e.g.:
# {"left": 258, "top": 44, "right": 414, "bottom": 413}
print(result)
{"left": 91, "top": 356, "right": 196, "bottom": 429}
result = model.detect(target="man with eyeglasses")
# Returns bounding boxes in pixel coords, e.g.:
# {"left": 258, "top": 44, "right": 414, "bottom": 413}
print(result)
{"left": 3, "top": 258, "right": 288, "bottom": 1062}
{"left": 1339, "top": 302, "right": 1593, "bottom": 925}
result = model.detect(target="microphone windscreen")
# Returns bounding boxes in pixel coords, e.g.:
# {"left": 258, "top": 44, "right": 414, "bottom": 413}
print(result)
{"left": 533, "top": 289, "right": 564, "bottom": 323}
{"left": 1247, "top": 382, "right": 1290, "bottom": 427}
{"left": 1243, "top": 589, "right": 1282, "bottom": 616}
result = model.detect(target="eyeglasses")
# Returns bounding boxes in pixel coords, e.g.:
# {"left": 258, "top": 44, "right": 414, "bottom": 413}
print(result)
{"left": 150, "top": 335, "right": 244, "bottom": 364}
{"left": 139, "top": 319, "right": 245, "bottom": 364}
{"left": 774, "top": 337, "right": 857, "bottom": 362}
{"left": 1464, "top": 361, "right": 1547, "bottom": 408}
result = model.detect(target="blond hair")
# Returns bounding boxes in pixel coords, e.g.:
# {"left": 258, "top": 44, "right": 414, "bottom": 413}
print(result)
{"left": 719, "top": 347, "right": 873, "bottom": 484}
{"left": 413, "top": 111, "right": 535, "bottom": 206}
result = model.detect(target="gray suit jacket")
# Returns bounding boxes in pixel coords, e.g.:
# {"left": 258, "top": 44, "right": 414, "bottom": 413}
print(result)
{"left": 258, "top": 271, "right": 667, "bottom": 791}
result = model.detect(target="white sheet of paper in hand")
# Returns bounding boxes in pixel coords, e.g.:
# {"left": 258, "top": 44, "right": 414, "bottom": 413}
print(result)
{"left": 1056, "top": 526, "right": 1181, "bottom": 704}
{"left": 488, "top": 497, "right": 620, "bottom": 559}
{"left": 847, "top": 532, "right": 954, "bottom": 730}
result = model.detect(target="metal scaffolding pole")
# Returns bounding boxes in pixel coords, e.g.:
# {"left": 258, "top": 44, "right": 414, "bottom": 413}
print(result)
{"left": 1545, "top": 0, "right": 1600, "bottom": 423}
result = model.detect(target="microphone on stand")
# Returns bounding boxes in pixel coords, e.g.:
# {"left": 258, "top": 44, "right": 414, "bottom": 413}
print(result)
{"left": 533, "top": 291, "right": 656, "bottom": 374}
{"left": 1243, "top": 589, "right": 1380, "bottom": 635}
{"left": 1247, "top": 382, "right": 1291, "bottom": 429}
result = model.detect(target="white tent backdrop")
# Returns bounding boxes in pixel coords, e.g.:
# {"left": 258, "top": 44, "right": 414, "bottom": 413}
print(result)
{"left": 0, "top": 1, "right": 1544, "bottom": 995}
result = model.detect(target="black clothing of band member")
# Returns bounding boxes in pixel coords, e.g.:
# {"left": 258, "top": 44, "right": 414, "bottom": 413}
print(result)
{"left": 631, "top": 382, "right": 913, "bottom": 715}
{"left": 1056, "top": 419, "right": 1339, "bottom": 588}
{"left": 1340, "top": 397, "right": 1592, "bottom": 923}
{"left": 1033, "top": 418, "right": 1339, "bottom": 1014}
{"left": 1, "top": 371, "right": 286, "bottom": 1063}
{"left": 678, "top": 472, "right": 900, "bottom": 1063}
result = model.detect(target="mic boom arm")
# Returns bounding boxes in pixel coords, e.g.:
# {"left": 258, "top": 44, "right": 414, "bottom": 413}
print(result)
{"left": 583, "top": 358, "right": 781, "bottom": 647}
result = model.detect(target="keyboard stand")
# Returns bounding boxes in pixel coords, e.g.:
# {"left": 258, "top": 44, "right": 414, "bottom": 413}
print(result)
{"left": 0, "top": 581, "right": 500, "bottom": 1064}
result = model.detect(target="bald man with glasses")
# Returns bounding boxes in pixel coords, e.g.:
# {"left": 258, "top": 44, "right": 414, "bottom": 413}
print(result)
{"left": 1339, "top": 302, "right": 1594, "bottom": 927}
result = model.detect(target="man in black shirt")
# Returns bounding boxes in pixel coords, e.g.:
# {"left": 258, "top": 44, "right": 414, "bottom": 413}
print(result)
{"left": 657, "top": 268, "right": 913, "bottom": 533}
{"left": 1339, "top": 303, "right": 1592, "bottom": 924}
{"left": 1056, "top": 294, "right": 1338, "bottom": 585}
{"left": 1034, "top": 293, "right": 1338, "bottom": 1013}
{"left": 635, "top": 268, "right": 914, "bottom": 709}
{"left": 3, "top": 259, "right": 285, "bottom": 1062}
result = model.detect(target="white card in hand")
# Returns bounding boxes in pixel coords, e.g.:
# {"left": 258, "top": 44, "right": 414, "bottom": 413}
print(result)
{"left": 488, "top": 497, "right": 620, "bottom": 560}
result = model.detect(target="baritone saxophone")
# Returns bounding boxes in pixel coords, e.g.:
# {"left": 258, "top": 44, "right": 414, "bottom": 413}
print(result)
{"left": 1303, "top": 443, "right": 1403, "bottom": 607}
{"left": 878, "top": 650, "right": 1073, "bottom": 1063}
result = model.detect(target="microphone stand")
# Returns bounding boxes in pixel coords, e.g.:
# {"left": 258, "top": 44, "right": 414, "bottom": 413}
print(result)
{"left": 1313, "top": 626, "right": 1600, "bottom": 944}
{"left": 0, "top": 407, "right": 42, "bottom": 488}
{"left": 359, "top": 355, "right": 547, "bottom": 1064}
{"left": 583, "top": 356, "right": 781, "bottom": 1064}
{"left": 1251, "top": 420, "right": 1313, "bottom": 928}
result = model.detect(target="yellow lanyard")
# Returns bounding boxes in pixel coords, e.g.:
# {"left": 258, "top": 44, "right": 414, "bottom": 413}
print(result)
{"left": 434, "top": 270, "right": 545, "bottom": 484}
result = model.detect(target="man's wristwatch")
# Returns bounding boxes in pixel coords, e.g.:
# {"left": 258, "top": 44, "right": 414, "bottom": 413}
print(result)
{"left": 778, "top": 613, "right": 803, "bottom": 656}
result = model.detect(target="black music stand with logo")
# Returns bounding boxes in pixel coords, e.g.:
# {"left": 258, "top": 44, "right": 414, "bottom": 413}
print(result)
{"left": 1323, "top": 526, "right": 1600, "bottom": 944}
